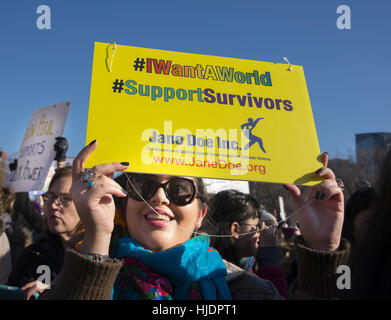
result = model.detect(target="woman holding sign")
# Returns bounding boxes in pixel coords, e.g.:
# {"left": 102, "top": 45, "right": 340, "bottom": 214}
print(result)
{"left": 40, "top": 140, "right": 348, "bottom": 300}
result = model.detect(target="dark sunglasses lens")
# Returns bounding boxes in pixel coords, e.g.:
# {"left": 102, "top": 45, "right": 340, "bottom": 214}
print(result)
{"left": 128, "top": 175, "right": 158, "bottom": 201}
{"left": 166, "top": 179, "right": 195, "bottom": 205}
{"left": 127, "top": 175, "right": 196, "bottom": 205}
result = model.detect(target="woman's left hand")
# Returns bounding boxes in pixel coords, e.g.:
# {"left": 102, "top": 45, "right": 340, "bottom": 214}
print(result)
{"left": 284, "top": 153, "right": 344, "bottom": 251}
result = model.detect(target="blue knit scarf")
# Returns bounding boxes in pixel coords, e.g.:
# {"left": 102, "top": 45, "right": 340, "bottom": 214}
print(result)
{"left": 113, "top": 234, "right": 232, "bottom": 300}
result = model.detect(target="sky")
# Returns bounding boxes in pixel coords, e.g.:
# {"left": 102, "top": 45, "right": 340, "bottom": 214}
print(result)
{"left": 0, "top": 0, "right": 390, "bottom": 161}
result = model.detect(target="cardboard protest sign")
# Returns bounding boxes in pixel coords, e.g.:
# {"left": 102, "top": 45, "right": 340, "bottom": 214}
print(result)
{"left": 85, "top": 42, "right": 322, "bottom": 185}
{"left": 6, "top": 102, "right": 70, "bottom": 192}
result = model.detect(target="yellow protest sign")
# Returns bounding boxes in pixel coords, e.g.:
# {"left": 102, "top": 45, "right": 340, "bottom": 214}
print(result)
{"left": 85, "top": 42, "right": 322, "bottom": 185}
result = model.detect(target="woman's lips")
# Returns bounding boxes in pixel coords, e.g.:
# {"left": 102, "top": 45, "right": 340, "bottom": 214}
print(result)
{"left": 143, "top": 207, "right": 174, "bottom": 227}
{"left": 49, "top": 214, "right": 62, "bottom": 223}
{"left": 145, "top": 218, "right": 171, "bottom": 228}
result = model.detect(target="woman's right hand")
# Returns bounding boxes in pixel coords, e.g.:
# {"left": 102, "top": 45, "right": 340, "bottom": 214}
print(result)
{"left": 283, "top": 152, "right": 344, "bottom": 251}
{"left": 70, "top": 140, "right": 129, "bottom": 255}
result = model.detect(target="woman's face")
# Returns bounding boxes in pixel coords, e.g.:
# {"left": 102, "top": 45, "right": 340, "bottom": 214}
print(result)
{"left": 44, "top": 176, "right": 81, "bottom": 241}
{"left": 125, "top": 175, "right": 206, "bottom": 251}
{"left": 234, "top": 216, "right": 261, "bottom": 258}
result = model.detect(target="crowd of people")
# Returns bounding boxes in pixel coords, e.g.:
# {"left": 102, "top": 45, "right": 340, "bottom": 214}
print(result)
{"left": 0, "top": 136, "right": 390, "bottom": 300}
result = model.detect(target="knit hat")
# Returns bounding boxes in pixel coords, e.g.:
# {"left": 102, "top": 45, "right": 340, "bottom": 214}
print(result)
{"left": 260, "top": 210, "right": 277, "bottom": 225}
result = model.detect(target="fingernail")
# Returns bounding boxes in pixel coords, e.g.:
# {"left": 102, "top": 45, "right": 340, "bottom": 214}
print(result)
{"left": 320, "top": 192, "right": 326, "bottom": 200}
{"left": 314, "top": 190, "right": 320, "bottom": 200}
{"left": 315, "top": 168, "right": 324, "bottom": 175}
{"left": 88, "top": 139, "right": 96, "bottom": 146}
{"left": 122, "top": 188, "right": 128, "bottom": 196}
{"left": 120, "top": 162, "right": 130, "bottom": 166}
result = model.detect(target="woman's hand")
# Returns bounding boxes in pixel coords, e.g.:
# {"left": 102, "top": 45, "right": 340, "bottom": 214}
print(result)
{"left": 70, "top": 140, "right": 129, "bottom": 255}
{"left": 21, "top": 280, "right": 49, "bottom": 300}
{"left": 283, "top": 153, "right": 344, "bottom": 251}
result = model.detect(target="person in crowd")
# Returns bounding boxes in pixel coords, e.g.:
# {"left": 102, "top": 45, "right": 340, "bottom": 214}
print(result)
{"left": 8, "top": 159, "right": 43, "bottom": 238}
{"left": 257, "top": 218, "right": 292, "bottom": 299}
{"left": 7, "top": 166, "right": 84, "bottom": 299}
{"left": 277, "top": 224, "right": 300, "bottom": 291}
{"left": 259, "top": 210, "right": 277, "bottom": 227}
{"left": 5, "top": 136, "right": 69, "bottom": 269}
{"left": 6, "top": 159, "right": 42, "bottom": 267}
{"left": 200, "top": 189, "right": 288, "bottom": 298}
{"left": 0, "top": 187, "right": 14, "bottom": 284}
{"left": 347, "top": 150, "right": 391, "bottom": 299}
{"left": 1, "top": 173, "right": 36, "bottom": 269}
{"left": 342, "top": 185, "right": 375, "bottom": 249}
{"left": 276, "top": 217, "right": 300, "bottom": 290}
{"left": 36, "top": 142, "right": 347, "bottom": 300}
{"left": 238, "top": 209, "right": 280, "bottom": 275}
{"left": 0, "top": 229, "right": 11, "bottom": 285}
{"left": 201, "top": 191, "right": 262, "bottom": 267}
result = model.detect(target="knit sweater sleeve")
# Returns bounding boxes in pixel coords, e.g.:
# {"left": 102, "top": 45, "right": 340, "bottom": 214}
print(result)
{"left": 290, "top": 236, "right": 350, "bottom": 299}
{"left": 39, "top": 249, "right": 123, "bottom": 300}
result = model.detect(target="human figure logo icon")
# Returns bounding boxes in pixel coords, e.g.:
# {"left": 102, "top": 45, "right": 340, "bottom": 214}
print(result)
{"left": 241, "top": 118, "right": 266, "bottom": 153}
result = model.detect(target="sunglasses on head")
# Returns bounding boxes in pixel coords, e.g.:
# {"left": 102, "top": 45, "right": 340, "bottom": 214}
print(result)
{"left": 126, "top": 174, "right": 197, "bottom": 206}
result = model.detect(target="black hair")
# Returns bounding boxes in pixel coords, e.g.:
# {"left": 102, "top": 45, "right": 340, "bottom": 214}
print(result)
{"left": 349, "top": 150, "right": 391, "bottom": 299}
{"left": 342, "top": 186, "right": 375, "bottom": 243}
{"left": 200, "top": 189, "right": 261, "bottom": 266}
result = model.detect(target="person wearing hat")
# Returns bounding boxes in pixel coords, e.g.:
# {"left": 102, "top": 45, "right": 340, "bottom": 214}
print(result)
{"left": 255, "top": 209, "right": 289, "bottom": 298}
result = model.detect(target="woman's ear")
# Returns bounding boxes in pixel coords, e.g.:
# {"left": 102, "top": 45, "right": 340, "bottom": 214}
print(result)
{"left": 230, "top": 222, "right": 240, "bottom": 239}
{"left": 196, "top": 206, "right": 207, "bottom": 230}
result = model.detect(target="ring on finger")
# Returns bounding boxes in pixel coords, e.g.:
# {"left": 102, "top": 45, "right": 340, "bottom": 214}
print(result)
{"left": 87, "top": 180, "right": 96, "bottom": 190}
{"left": 81, "top": 169, "right": 97, "bottom": 183}
{"left": 336, "top": 178, "right": 344, "bottom": 191}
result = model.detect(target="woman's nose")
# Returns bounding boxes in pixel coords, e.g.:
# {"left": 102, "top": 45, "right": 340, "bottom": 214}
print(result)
{"left": 150, "top": 187, "right": 170, "bottom": 205}
{"left": 50, "top": 198, "right": 61, "bottom": 210}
